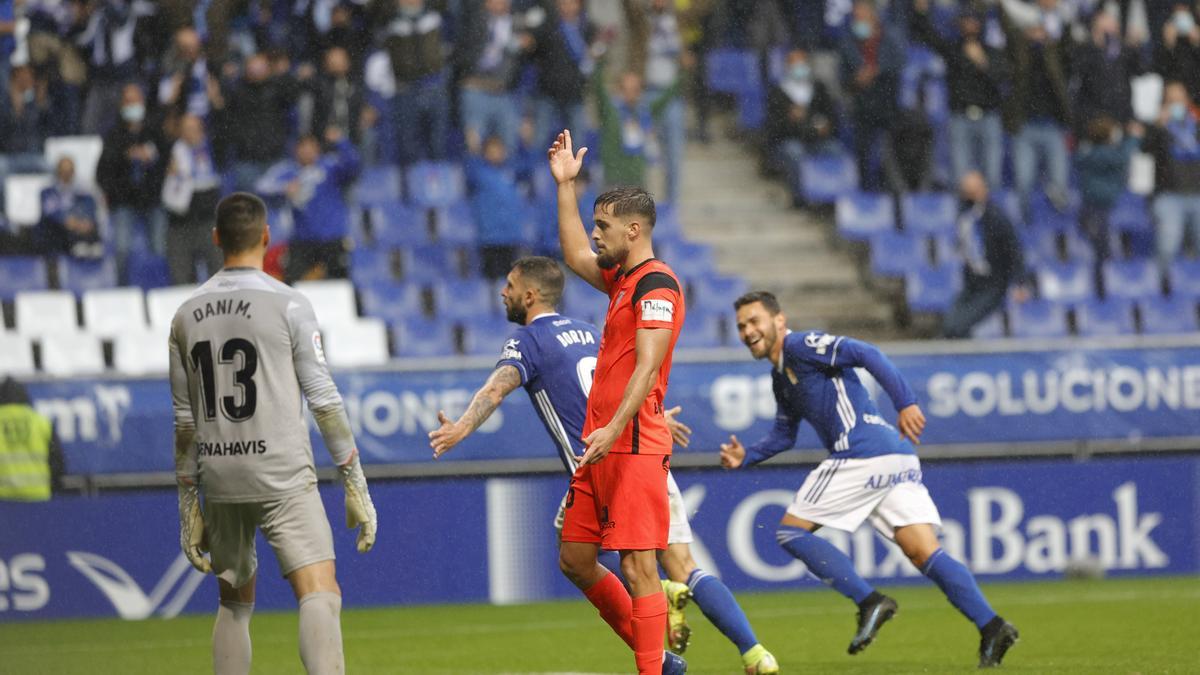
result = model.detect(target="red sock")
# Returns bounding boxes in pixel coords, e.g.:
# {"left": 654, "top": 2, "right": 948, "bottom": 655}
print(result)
{"left": 582, "top": 572, "right": 634, "bottom": 648}
{"left": 631, "top": 592, "right": 667, "bottom": 675}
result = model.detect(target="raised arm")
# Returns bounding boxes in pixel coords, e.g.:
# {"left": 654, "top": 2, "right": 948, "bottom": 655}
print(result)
{"left": 429, "top": 364, "right": 522, "bottom": 457}
{"left": 548, "top": 130, "right": 606, "bottom": 291}
{"left": 169, "top": 322, "right": 209, "bottom": 574}
{"left": 579, "top": 327, "right": 673, "bottom": 464}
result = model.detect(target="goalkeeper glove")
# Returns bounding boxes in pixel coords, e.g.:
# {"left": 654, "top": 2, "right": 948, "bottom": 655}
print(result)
{"left": 177, "top": 481, "right": 212, "bottom": 573}
{"left": 338, "top": 453, "right": 377, "bottom": 553}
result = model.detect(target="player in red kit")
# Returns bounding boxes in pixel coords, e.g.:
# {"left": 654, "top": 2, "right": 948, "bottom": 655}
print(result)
{"left": 548, "top": 130, "right": 687, "bottom": 675}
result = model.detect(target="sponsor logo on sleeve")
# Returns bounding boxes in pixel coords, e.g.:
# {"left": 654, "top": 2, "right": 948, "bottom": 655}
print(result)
{"left": 312, "top": 331, "right": 327, "bottom": 365}
{"left": 804, "top": 332, "right": 837, "bottom": 355}
{"left": 501, "top": 339, "right": 522, "bottom": 360}
{"left": 641, "top": 298, "right": 674, "bottom": 323}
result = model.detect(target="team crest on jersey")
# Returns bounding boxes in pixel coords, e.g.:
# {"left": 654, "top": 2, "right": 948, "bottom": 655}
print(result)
{"left": 501, "top": 339, "right": 521, "bottom": 360}
{"left": 312, "top": 331, "right": 327, "bottom": 365}
{"left": 640, "top": 298, "right": 674, "bottom": 322}
{"left": 804, "top": 332, "right": 837, "bottom": 355}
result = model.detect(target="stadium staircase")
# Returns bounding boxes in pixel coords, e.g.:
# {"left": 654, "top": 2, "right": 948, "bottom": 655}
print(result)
{"left": 676, "top": 132, "right": 904, "bottom": 340}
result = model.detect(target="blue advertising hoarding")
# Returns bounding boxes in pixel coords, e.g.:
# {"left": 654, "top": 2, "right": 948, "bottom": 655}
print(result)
{"left": 25, "top": 341, "right": 1200, "bottom": 476}
{"left": 2, "top": 456, "right": 1197, "bottom": 621}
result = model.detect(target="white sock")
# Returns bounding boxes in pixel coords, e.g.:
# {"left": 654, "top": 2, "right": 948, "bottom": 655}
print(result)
{"left": 212, "top": 600, "right": 253, "bottom": 675}
{"left": 298, "top": 591, "right": 344, "bottom": 675}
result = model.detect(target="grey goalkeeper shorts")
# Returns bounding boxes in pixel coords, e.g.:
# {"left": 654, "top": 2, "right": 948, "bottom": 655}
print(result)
{"left": 204, "top": 488, "right": 335, "bottom": 588}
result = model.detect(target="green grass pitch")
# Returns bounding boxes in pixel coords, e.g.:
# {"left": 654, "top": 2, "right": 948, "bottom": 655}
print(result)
{"left": 3, "top": 576, "right": 1197, "bottom": 674}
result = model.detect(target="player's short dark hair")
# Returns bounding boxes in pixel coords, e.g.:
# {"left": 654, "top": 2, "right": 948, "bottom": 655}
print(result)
{"left": 734, "top": 290, "right": 782, "bottom": 315}
{"left": 594, "top": 186, "right": 656, "bottom": 229}
{"left": 215, "top": 192, "right": 267, "bottom": 254}
{"left": 512, "top": 256, "right": 565, "bottom": 308}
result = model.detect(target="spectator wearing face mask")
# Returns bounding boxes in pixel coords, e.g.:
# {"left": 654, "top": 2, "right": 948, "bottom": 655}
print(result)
{"left": 1073, "top": 11, "right": 1147, "bottom": 136}
{"left": 98, "top": 83, "right": 169, "bottom": 280}
{"left": 1153, "top": 3, "right": 1200, "bottom": 103}
{"left": 766, "top": 47, "right": 838, "bottom": 190}
{"left": 838, "top": 0, "right": 905, "bottom": 192}
{"left": 911, "top": 0, "right": 1007, "bottom": 187}
{"left": 0, "top": 65, "right": 51, "bottom": 218}
{"left": 37, "top": 156, "right": 103, "bottom": 259}
{"left": 1141, "top": 82, "right": 1200, "bottom": 273}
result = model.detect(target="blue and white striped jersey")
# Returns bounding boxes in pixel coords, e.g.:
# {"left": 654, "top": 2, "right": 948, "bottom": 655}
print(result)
{"left": 745, "top": 331, "right": 919, "bottom": 464}
{"left": 496, "top": 313, "right": 598, "bottom": 472}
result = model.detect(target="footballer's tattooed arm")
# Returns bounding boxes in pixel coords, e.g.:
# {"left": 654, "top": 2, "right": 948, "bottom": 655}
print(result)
{"left": 430, "top": 364, "right": 523, "bottom": 457}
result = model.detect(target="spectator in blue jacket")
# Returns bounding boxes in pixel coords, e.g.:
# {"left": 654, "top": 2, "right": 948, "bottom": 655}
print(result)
{"left": 1075, "top": 116, "right": 1144, "bottom": 291}
{"left": 37, "top": 156, "right": 103, "bottom": 259}
{"left": 468, "top": 135, "right": 526, "bottom": 279}
{"left": 257, "top": 126, "right": 361, "bottom": 283}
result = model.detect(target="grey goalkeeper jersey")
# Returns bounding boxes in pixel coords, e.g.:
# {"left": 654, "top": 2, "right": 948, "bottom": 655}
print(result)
{"left": 169, "top": 268, "right": 356, "bottom": 503}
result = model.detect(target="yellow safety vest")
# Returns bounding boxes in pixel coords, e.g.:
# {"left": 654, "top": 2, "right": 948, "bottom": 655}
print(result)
{"left": 0, "top": 403, "right": 53, "bottom": 501}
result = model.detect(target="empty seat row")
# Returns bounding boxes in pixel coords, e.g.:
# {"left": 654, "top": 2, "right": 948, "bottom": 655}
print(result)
{"left": 975, "top": 297, "right": 1200, "bottom": 339}
{"left": 0, "top": 331, "right": 166, "bottom": 378}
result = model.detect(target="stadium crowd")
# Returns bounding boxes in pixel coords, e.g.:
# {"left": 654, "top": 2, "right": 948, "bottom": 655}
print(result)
{"left": 0, "top": 0, "right": 1197, "bottom": 340}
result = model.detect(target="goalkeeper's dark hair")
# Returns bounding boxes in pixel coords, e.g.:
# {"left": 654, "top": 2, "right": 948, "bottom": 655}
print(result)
{"left": 512, "top": 256, "right": 565, "bottom": 308}
{"left": 594, "top": 186, "right": 656, "bottom": 229}
{"left": 734, "top": 290, "right": 782, "bottom": 315}
{"left": 215, "top": 192, "right": 267, "bottom": 254}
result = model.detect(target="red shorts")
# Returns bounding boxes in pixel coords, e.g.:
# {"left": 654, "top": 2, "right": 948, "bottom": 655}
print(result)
{"left": 560, "top": 453, "right": 670, "bottom": 551}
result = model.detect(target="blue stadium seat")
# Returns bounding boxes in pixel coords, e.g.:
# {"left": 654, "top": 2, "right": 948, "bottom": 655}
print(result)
{"left": 659, "top": 240, "right": 715, "bottom": 280}
{"left": 391, "top": 316, "right": 456, "bottom": 358}
{"left": 431, "top": 278, "right": 495, "bottom": 320}
{"left": 57, "top": 256, "right": 117, "bottom": 293}
{"left": 1110, "top": 192, "right": 1152, "bottom": 233}
{"left": 836, "top": 192, "right": 895, "bottom": 241}
{"left": 124, "top": 251, "right": 170, "bottom": 290}
{"left": 354, "top": 165, "right": 403, "bottom": 207}
{"left": 705, "top": 49, "right": 760, "bottom": 95}
{"left": 675, "top": 310, "right": 726, "bottom": 350}
{"left": 1075, "top": 298, "right": 1136, "bottom": 337}
{"left": 350, "top": 247, "right": 397, "bottom": 286}
{"left": 901, "top": 192, "right": 957, "bottom": 236}
{"left": 1038, "top": 261, "right": 1094, "bottom": 303}
{"left": 0, "top": 256, "right": 49, "bottom": 299}
{"left": 368, "top": 200, "right": 428, "bottom": 247}
{"left": 969, "top": 310, "right": 1006, "bottom": 338}
{"left": 359, "top": 281, "right": 424, "bottom": 324}
{"left": 905, "top": 263, "right": 962, "bottom": 313}
{"left": 870, "top": 231, "right": 925, "bottom": 278}
{"left": 1009, "top": 300, "right": 1069, "bottom": 338}
{"left": 1024, "top": 229, "right": 1061, "bottom": 267}
{"left": 561, "top": 277, "right": 606, "bottom": 323}
{"left": 460, "top": 315, "right": 517, "bottom": 355}
{"left": 689, "top": 275, "right": 749, "bottom": 314}
{"left": 738, "top": 89, "right": 766, "bottom": 131}
{"left": 1168, "top": 260, "right": 1200, "bottom": 298}
{"left": 1139, "top": 296, "right": 1199, "bottom": 335}
{"left": 433, "top": 202, "right": 480, "bottom": 245}
{"left": 1027, "top": 190, "right": 1079, "bottom": 232}
{"left": 652, "top": 203, "right": 685, "bottom": 244}
{"left": 800, "top": 153, "right": 858, "bottom": 204}
{"left": 405, "top": 161, "right": 465, "bottom": 209}
{"left": 1062, "top": 230, "right": 1097, "bottom": 264}
{"left": 398, "top": 244, "right": 462, "bottom": 281}
{"left": 1102, "top": 259, "right": 1161, "bottom": 300}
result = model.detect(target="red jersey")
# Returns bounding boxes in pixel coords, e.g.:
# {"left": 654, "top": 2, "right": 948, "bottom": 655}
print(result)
{"left": 584, "top": 258, "right": 685, "bottom": 455}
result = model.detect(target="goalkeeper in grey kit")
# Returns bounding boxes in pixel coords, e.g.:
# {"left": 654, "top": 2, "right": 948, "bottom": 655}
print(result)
{"left": 169, "top": 192, "right": 377, "bottom": 675}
